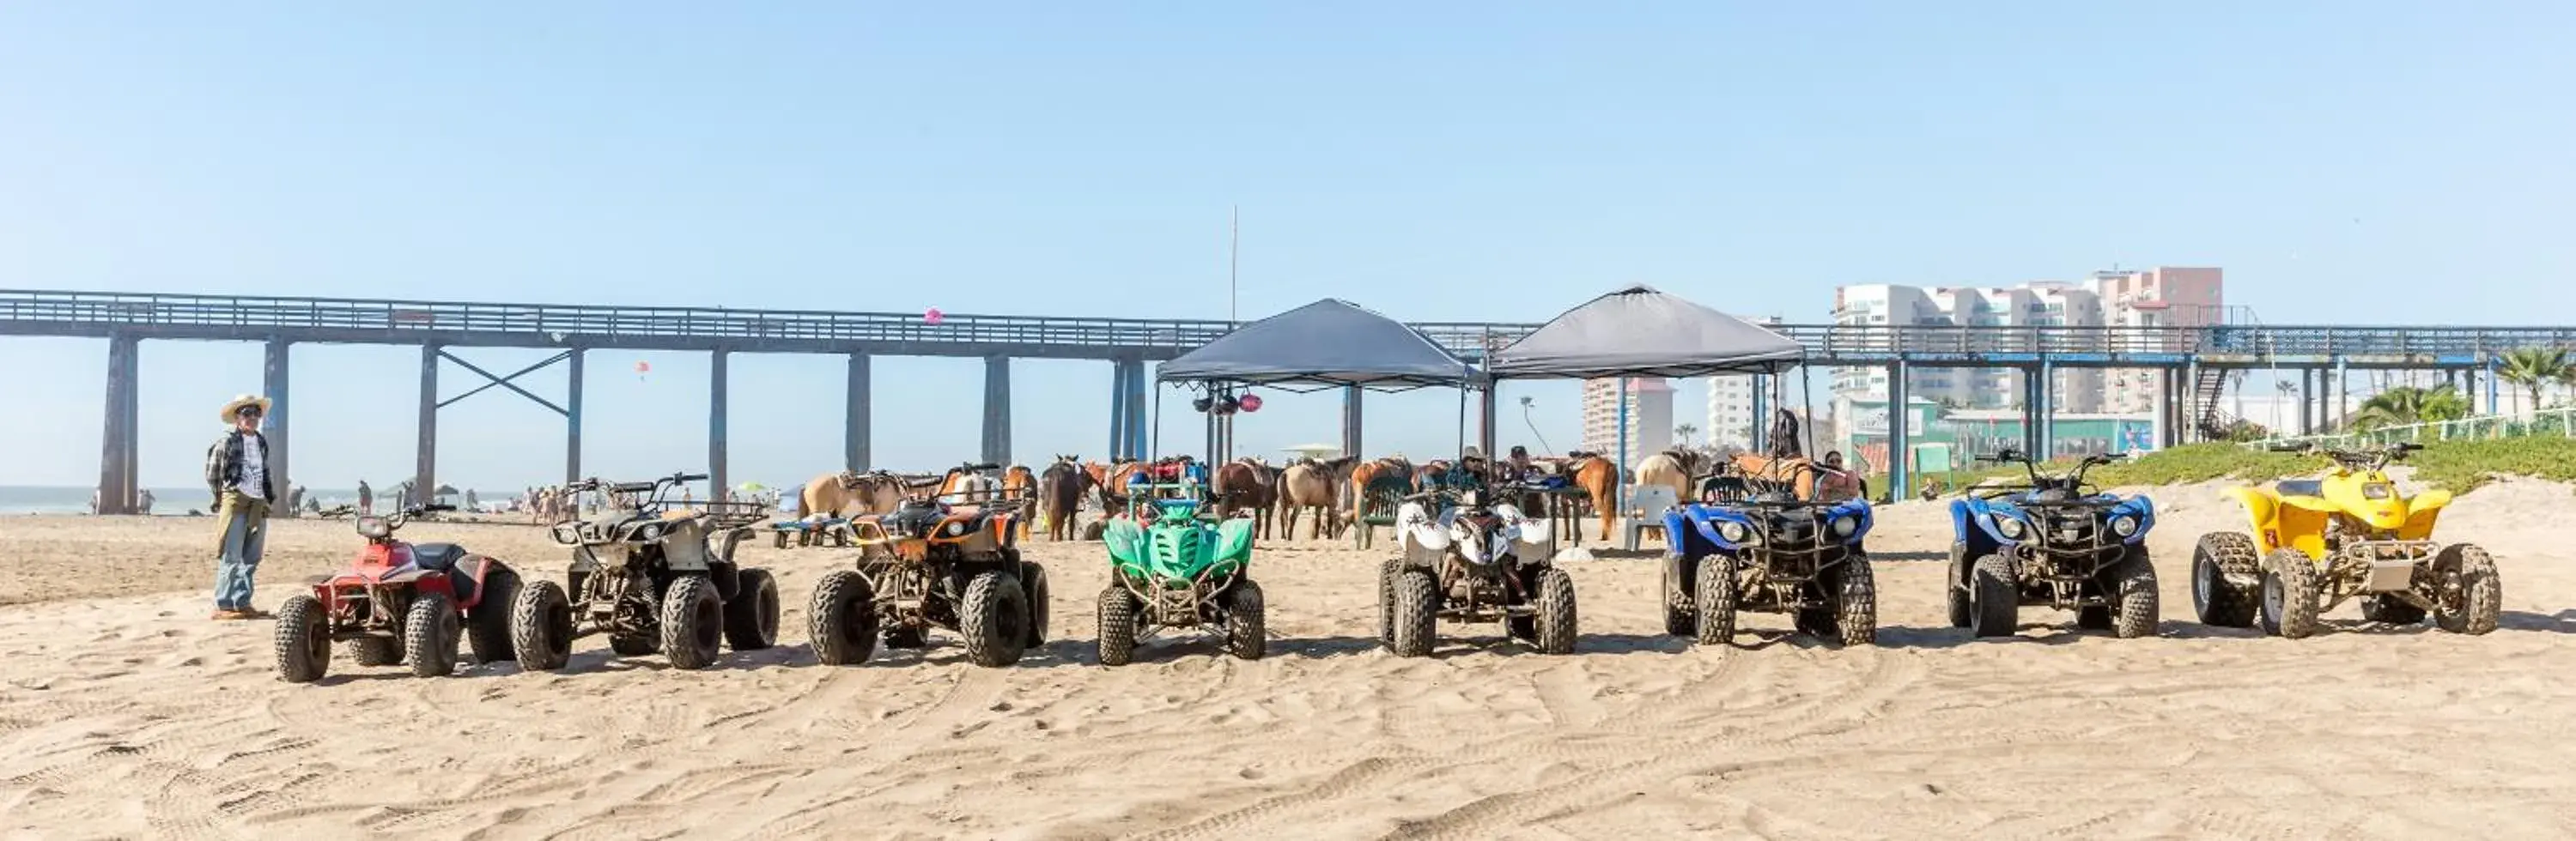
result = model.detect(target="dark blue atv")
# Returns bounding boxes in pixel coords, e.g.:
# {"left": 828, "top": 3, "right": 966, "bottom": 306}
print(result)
{"left": 1660, "top": 477, "right": 1876, "bottom": 647}
{"left": 1948, "top": 449, "right": 2160, "bottom": 639}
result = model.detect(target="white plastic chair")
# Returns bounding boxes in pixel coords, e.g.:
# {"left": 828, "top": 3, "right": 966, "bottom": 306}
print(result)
{"left": 1619, "top": 484, "right": 1680, "bottom": 551}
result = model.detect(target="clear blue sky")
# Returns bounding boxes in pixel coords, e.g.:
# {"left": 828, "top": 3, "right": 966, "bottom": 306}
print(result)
{"left": 4, "top": 3, "right": 2569, "bottom": 493}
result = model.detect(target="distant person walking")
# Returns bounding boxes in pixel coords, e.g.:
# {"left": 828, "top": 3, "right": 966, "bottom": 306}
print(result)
{"left": 137, "top": 488, "right": 155, "bottom": 515}
{"left": 356, "top": 479, "right": 374, "bottom": 514}
{"left": 204, "top": 394, "right": 280, "bottom": 620}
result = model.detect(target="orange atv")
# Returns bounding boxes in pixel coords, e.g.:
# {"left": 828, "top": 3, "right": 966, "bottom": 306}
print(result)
{"left": 806, "top": 463, "right": 1049, "bottom": 668}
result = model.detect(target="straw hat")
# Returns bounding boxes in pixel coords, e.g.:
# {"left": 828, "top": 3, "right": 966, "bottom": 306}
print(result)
{"left": 218, "top": 394, "right": 272, "bottom": 424}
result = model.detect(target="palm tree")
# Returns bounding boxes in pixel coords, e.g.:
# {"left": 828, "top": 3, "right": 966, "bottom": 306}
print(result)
{"left": 2348, "top": 385, "right": 2472, "bottom": 432}
{"left": 2497, "top": 346, "right": 2571, "bottom": 415}
{"left": 1674, "top": 423, "right": 1698, "bottom": 447}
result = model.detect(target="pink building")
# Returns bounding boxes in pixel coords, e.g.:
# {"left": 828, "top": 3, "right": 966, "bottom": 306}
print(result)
{"left": 2098, "top": 267, "right": 2226, "bottom": 414}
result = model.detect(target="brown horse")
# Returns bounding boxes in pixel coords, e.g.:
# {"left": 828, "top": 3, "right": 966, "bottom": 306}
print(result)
{"left": 1212, "top": 457, "right": 1279, "bottom": 539}
{"left": 1038, "top": 455, "right": 1094, "bottom": 541}
{"left": 1553, "top": 452, "right": 1620, "bottom": 542}
{"left": 1345, "top": 456, "right": 1415, "bottom": 510}
{"left": 1726, "top": 451, "right": 1863, "bottom": 501}
{"left": 1279, "top": 455, "right": 1355, "bottom": 540}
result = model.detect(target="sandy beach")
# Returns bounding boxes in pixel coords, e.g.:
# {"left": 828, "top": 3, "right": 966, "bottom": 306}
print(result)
{"left": 6, "top": 479, "right": 2576, "bottom": 839}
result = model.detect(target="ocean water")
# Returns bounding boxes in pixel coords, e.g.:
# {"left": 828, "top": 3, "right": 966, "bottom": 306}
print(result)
{"left": 0, "top": 487, "right": 502, "bottom": 515}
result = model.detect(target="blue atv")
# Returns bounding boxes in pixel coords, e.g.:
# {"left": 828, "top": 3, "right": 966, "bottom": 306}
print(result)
{"left": 1660, "top": 478, "right": 1877, "bottom": 646}
{"left": 1947, "top": 449, "right": 2160, "bottom": 638}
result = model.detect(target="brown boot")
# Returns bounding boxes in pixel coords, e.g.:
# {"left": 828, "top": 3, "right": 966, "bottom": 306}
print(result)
{"left": 212, "top": 609, "right": 249, "bottom": 620}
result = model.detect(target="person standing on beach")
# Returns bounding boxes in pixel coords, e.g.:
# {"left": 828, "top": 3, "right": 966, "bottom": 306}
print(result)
{"left": 204, "top": 394, "right": 279, "bottom": 620}
{"left": 356, "top": 479, "right": 373, "bottom": 514}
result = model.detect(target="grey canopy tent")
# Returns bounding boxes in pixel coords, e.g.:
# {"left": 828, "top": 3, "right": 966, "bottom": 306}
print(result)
{"left": 1159, "top": 299, "right": 1477, "bottom": 392}
{"left": 1156, "top": 298, "right": 1478, "bottom": 464}
{"left": 1480, "top": 284, "right": 1809, "bottom": 511}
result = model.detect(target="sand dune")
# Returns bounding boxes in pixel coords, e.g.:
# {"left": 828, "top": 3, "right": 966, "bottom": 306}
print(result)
{"left": 7, "top": 479, "right": 2576, "bottom": 838}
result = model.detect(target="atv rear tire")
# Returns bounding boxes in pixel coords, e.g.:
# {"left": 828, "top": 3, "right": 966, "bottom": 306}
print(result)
{"left": 2361, "top": 594, "right": 2427, "bottom": 626}
{"left": 2433, "top": 544, "right": 2501, "bottom": 635}
{"left": 2259, "top": 548, "right": 2323, "bottom": 639}
{"left": 959, "top": 571, "right": 1030, "bottom": 668}
{"left": 807, "top": 570, "right": 880, "bottom": 666}
{"left": 1692, "top": 554, "right": 1737, "bottom": 646}
{"left": 1970, "top": 554, "right": 2019, "bottom": 638}
{"left": 1388, "top": 569, "right": 1438, "bottom": 658}
{"left": 1225, "top": 579, "right": 1267, "bottom": 660}
{"left": 2106, "top": 545, "right": 2160, "bottom": 639}
{"left": 1946, "top": 542, "right": 1971, "bottom": 628}
{"left": 275, "top": 595, "right": 331, "bottom": 683}
{"left": 1532, "top": 567, "right": 1577, "bottom": 655}
{"left": 1832, "top": 555, "right": 1877, "bottom": 646}
{"left": 1376, "top": 559, "right": 1400, "bottom": 645}
{"left": 404, "top": 592, "right": 461, "bottom": 678}
{"left": 2192, "top": 532, "right": 2262, "bottom": 628}
{"left": 660, "top": 575, "right": 726, "bottom": 669}
{"left": 1662, "top": 555, "right": 1697, "bottom": 638}
{"left": 466, "top": 566, "right": 520, "bottom": 665}
{"left": 1097, "top": 586, "right": 1141, "bottom": 667}
{"left": 510, "top": 578, "right": 574, "bottom": 671}
{"left": 1020, "top": 562, "right": 1052, "bottom": 649}
{"left": 349, "top": 637, "right": 403, "bottom": 667}
{"left": 724, "top": 567, "right": 781, "bottom": 651}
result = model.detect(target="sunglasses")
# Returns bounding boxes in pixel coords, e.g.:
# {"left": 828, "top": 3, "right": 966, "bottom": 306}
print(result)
{"left": 238, "top": 408, "right": 263, "bottom": 418}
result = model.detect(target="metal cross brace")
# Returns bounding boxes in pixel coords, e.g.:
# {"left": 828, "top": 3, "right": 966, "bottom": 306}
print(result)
{"left": 436, "top": 348, "right": 572, "bottom": 415}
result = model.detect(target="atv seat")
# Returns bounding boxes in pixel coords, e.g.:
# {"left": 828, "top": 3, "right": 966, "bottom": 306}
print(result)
{"left": 410, "top": 542, "right": 469, "bottom": 572}
{"left": 2275, "top": 479, "right": 2325, "bottom": 499}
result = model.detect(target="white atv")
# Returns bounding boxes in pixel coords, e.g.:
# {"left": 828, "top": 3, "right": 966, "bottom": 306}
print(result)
{"left": 1377, "top": 485, "right": 1574, "bottom": 656}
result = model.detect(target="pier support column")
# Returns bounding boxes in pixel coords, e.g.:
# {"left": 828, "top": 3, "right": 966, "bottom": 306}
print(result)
{"left": 2035, "top": 359, "right": 2056, "bottom": 460}
{"left": 264, "top": 340, "right": 292, "bottom": 515}
{"left": 2298, "top": 368, "right": 2314, "bottom": 436}
{"left": 1108, "top": 363, "right": 1127, "bottom": 463}
{"left": 97, "top": 335, "right": 139, "bottom": 514}
{"left": 2182, "top": 359, "right": 2202, "bottom": 444}
{"left": 1127, "top": 360, "right": 1151, "bottom": 460}
{"left": 709, "top": 349, "right": 729, "bottom": 501}
{"left": 416, "top": 343, "right": 439, "bottom": 506}
{"left": 1340, "top": 384, "right": 1363, "bottom": 459}
{"left": 1888, "top": 360, "right": 1911, "bottom": 500}
{"left": 2158, "top": 368, "right": 2179, "bottom": 447}
{"left": 565, "top": 348, "right": 585, "bottom": 484}
{"left": 981, "top": 355, "right": 1012, "bottom": 466}
{"left": 846, "top": 353, "right": 871, "bottom": 471}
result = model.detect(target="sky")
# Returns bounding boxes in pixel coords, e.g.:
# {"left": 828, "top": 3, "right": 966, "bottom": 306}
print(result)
{"left": 3, "top": 2, "right": 2571, "bottom": 493}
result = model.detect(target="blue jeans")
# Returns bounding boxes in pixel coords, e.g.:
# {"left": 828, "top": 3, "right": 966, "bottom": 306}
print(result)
{"left": 212, "top": 493, "right": 270, "bottom": 610}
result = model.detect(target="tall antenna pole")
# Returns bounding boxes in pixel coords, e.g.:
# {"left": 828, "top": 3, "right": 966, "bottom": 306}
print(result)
{"left": 1229, "top": 204, "right": 1240, "bottom": 323}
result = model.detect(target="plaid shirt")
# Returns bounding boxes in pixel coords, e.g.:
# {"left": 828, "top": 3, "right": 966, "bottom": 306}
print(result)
{"left": 204, "top": 430, "right": 278, "bottom": 505}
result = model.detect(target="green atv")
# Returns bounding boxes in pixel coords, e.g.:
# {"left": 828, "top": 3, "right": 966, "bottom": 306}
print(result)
{"left": 1096, "top": 482, "right": 1264, "bottom": 666}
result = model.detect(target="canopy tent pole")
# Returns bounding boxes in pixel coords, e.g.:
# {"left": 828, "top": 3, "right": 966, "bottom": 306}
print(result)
{"left": 1151, "top": 382, "right": 1163, "bottom": 464}
{"left": 1616, "top": 377, "right": 1630, "bottom": 517}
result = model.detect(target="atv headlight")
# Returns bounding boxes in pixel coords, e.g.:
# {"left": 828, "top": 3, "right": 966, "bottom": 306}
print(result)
{"left": 1994, "top": 515, "right": 2028, "bottom": 540}
{"left": 1831, "top": 515, "right": 1857, "bottom": 538}
{"left": 639, "top": 523, "right": 665, "bottom": 542}
{"left": 945, "top": 521, "right": 966, "bottom": 536}
{"left": 549, "top": 523, "right": 580, "bottom": 544}
{"left": 2110, "top": 515, "right": 2138, "bottom": 537}
{"left": 1716, "top": 521, "right": 1750, "bottom": 543}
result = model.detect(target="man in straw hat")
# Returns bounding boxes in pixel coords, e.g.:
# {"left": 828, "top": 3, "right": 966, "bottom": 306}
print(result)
{"left": 204, "top": 394, "right": 279, "bottom": 620}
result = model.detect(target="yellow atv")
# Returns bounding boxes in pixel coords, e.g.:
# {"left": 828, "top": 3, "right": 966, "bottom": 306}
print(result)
{"left": 2191, "top": 442, "right": 2500, "bottom": 638}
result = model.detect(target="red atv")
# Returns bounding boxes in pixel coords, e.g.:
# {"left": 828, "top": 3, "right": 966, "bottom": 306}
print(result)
{"left": 274, "top": 504, "right": 522, "bottom": 682}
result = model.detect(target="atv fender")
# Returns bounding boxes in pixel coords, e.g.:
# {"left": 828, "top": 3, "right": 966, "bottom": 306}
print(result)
{"left": 2221, "top": 486, "right": 2281, "bottom": 540}
{"left": 660, "top": 519, "right": 714, "bottom": 572}
{"left": 1214, "top": 517, "right": 1255, "bottom": 564}
{"left": 2400, "top": 488, "right": 2452, "bottom": 540}
{"left": 1102, "top": 517, "right": 1147, "bottom": 565}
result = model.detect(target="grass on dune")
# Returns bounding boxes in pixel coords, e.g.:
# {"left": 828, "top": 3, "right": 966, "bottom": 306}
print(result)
{"left": 1880, "top": 438, "right": 2576, "bottom": 496}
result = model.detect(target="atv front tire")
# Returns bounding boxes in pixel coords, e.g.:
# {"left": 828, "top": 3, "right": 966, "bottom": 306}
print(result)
{"left": 2259, "top": 548, "right": 2323, "bottom": 639}
{"left": 2192, "top": 532, "right": 2262, "bottom": 628}
{"left": 807, "top": 570, "right": 881, "bottom": 666}
{"left": 1020, "top": 561, "right": 1052, "bottom": 649}
{"left": 1969, "top": 554, "right": 2019, "bottom": 638}
{"left": 1532, "top": 567, "right": 1577, "bottom": 655}
{"left": 661, "top": 575, "right": 726, "bottom": 669}
{"left": 959, "top": 571, "right": 1030, "bottom": 668}
{"left": 2433, "top": 544, "right": 2501, "bottom": 635}
{"left": 275, "top": 595, "right": 331, "bottom": 683}
{"left": 1388, "top": 569, "right": 1438, "bottom": 657}
{"left": 724, "top": 568, "right": 781, "bottom": 651}
{"left": 404, "top": 591, "right": 461, "bottom": 678}
{"left": 1662, "top": 555, "right": 1697, "bottom": 638}
{"left": 1946, "top": 542, "right": 1972, "bottom": 628}
{"left": 466, "top": 565, "right": 520, "bottom": 664}
{"left": 510, "top": 578, "right": 574, "bottom": 671}
{"left": 1692, "top": 554, "right": 1737, "bottom": 646}
{"left": 1097, "top": 585, "right": 1141, "bottom": 667}
{"left": 1832, "top": 555, "right": 1877, "bottom": 646}
{"left": 2106, "top": 545, "right": 2160, "bottom": 639}
{"left": 1225, "top": 579, "right": 1267, "bottom": 660}
{"left": 1376, "top": 559, "right": 1400, "bottom": 645}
